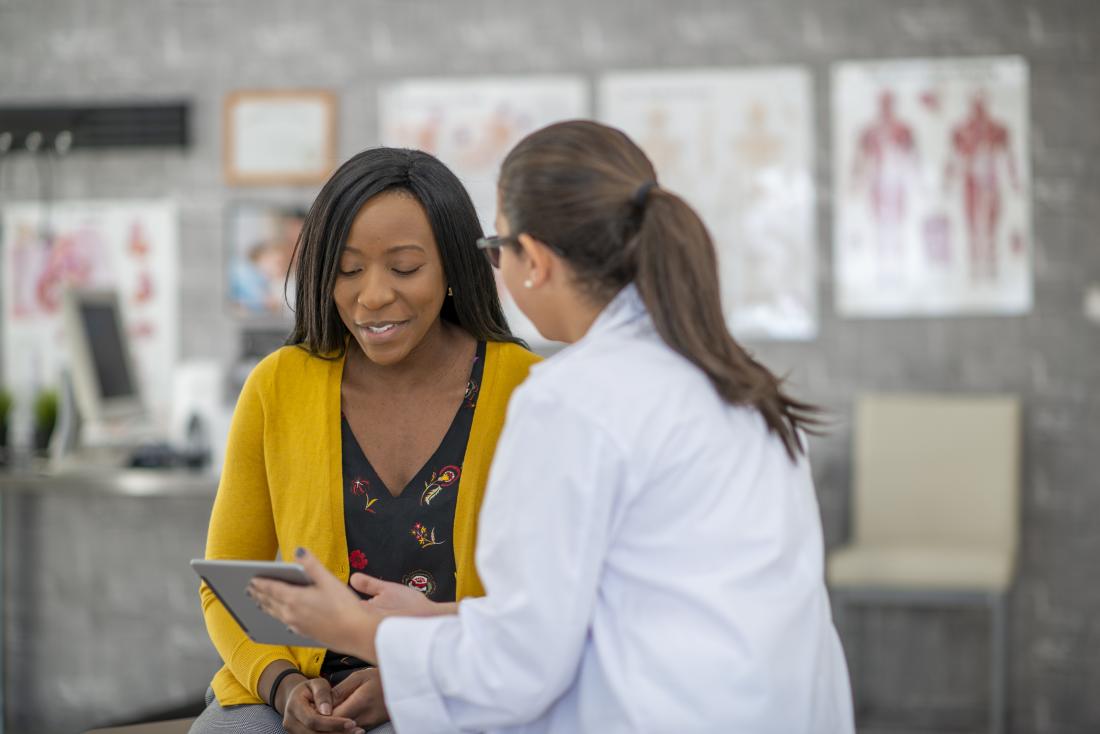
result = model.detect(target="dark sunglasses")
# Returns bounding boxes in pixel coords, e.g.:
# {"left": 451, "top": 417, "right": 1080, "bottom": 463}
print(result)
{"left": 475, "top": 234, "right": 519, "bottom": 269}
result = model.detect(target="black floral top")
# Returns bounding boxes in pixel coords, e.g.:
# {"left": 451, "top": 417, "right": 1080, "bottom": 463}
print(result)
{"left": 321, "top": 341, "right": 486, "bottom": 681}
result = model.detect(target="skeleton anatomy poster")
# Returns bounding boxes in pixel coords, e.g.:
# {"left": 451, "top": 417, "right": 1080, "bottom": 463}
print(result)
{"left": 599, "top": 67, "right": 817, "bottom": 340}
{"left": 833, "top": 56, "right": 1031, "bottom": 316}
{"left": 1, "top": 200, "right": 179, "bottom": 422}
{"left": 379, "top": 77, "right": 589, "bottom": 349}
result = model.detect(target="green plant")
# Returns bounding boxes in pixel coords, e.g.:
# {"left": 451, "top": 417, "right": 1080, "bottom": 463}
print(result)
{"left": 34, "top": 389, "right": 58, "bottom": 433}
{"left": 32, "top": 389, "right": 59, "bottom": 453}
{"left": 0, "top": 388, "right": 11, "bottom": 453}
{"left": 0, "top": 388, "right": 12, "bottom": 424}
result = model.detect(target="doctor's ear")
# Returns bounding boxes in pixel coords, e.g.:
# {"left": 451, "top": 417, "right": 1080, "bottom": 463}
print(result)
{"left": 516, "top": 233, "right": 557, "bottom": 288}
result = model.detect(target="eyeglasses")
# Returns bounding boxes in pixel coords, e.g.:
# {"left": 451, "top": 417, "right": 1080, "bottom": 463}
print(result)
{"left": 475, "top": 234, "right": 519, "bottom": 269}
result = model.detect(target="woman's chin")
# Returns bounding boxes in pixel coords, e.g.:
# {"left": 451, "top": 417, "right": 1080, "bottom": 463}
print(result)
{"left": 356, "top": 338, "right": 412, "bottom": 367}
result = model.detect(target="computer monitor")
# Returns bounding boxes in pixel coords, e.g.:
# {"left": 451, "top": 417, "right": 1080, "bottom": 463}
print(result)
{"left": 61, "top": 288, "right": 146, "bottom": 428}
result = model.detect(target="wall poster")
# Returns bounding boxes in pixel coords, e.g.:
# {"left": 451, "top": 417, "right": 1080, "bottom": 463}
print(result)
{"left": 600, "top": 67, "right": 817, "bottom": 340}
{"left": 2, "top": 200, "right": 179, "bottom": 423}
{"left": 833, "top": 56, "right": 1031, "bottom": 316}
{"left": 379, "top": 76, "right": 589, "bottom": 349}
{"left": 226, "top": 202, "right": 305, "bottom": 320}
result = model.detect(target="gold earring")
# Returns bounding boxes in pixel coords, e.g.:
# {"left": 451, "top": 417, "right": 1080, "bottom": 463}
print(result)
{"left": 447, "top": 287, "right": 453, "bottom": 297}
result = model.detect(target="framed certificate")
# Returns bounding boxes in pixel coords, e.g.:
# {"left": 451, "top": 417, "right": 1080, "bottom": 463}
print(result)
{"left": 224, "top": 90, "right": 337, "bottom": 185}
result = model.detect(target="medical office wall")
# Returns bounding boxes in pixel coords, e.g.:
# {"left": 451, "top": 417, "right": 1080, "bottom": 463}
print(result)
{"left": 0, "top": 1, "right": 1098, "bottom": 733}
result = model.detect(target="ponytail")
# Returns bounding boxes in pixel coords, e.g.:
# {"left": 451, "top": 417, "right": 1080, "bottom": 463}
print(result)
{"left": 500, "top": 120, "right": 819, "bottom": 460}
{"left": 633, "top": 190, "right": 818, "bottom": 460}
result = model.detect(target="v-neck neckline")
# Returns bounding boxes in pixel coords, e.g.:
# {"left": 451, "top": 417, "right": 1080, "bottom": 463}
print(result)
{"left": 340, "top": 406, "right": 463, "bottom": 500}
{"left": 339, "top": 341, "right": 485, "bottom": 499}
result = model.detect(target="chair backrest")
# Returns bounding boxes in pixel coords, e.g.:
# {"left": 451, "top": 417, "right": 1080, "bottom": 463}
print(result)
{"left": 853, "top": 394, "right": 1020, "bottom": 552}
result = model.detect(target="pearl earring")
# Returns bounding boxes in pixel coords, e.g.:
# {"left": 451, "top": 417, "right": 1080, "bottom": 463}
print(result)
{"left": 447, "top": 287, "right": 453, "bottom": 297}
{"left": 523, "top": 279, "right": 533, "bottom": 289}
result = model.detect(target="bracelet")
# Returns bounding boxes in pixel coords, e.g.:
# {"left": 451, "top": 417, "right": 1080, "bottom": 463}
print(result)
{"left": 268, "top": 668, "right": 303, "bottom": 713}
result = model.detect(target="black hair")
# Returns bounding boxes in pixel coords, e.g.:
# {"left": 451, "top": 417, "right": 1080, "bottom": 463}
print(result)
{"left": 286, "top": 147, "right": 521, "bottom": 355}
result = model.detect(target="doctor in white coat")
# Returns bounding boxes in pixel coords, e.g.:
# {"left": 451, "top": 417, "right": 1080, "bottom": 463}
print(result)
{"left": 252, "top": 119, "right": 855, "bottom": 734}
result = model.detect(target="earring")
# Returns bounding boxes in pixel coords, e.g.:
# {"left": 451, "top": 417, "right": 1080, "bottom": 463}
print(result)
{"left": 447, "top": 287, "right": 453, "bottom": 297}
{"left": 523, "top": 279, "right": 533, "bottom": 289}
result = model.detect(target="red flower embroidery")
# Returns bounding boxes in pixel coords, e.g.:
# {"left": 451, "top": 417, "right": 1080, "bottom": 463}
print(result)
{"left": 349, "top": 550, "right": 368, "bottom": 570}
{"left": 437, "top": 466, "right": 460, "bottom": 486}
{"left": 350, "top": 478, "right": 368, "bottom": 496}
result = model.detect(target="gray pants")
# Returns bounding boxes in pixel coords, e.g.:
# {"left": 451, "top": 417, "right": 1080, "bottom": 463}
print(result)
{"left": 190, "top": 687, "right": 396, "bottom": 734}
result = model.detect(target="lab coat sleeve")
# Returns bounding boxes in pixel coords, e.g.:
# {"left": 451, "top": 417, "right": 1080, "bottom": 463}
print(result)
{"left": 377, "top": 385, "right": 625, "bottom": 733}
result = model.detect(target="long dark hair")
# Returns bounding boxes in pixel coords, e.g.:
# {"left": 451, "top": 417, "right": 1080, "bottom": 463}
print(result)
{"left": 286, "top": 147, "right": 521, "bottom": 355}
{"left": 499, "top": 120, "right": 817, "bottom": 459}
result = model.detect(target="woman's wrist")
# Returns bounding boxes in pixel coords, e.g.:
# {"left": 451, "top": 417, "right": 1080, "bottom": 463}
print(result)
{"left": 433, "top": 601, "right": 459, "bottom": 616}
{"left": 352, "top": 611, "right": 384, "bottom": 664}
{"left": 259, "top": 661, "right": 307, "bottom": 714}
{"left": 272, "top": 671, "right": 307, "bottom": 714}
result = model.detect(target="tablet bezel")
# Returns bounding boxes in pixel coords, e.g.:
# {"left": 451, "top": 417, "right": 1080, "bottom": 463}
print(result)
{"left": 191, "top": 558, "right": 324, "bottom": 648}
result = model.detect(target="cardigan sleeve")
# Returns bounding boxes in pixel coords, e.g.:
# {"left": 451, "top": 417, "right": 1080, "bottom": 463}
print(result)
{"left": 200, "top": 359, "right": 296, "bottom": 699}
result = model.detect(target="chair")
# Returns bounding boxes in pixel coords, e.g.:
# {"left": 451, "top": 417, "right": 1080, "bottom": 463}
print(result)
{"left": 827, "top": 394, "right": 1021, "bottom": 734}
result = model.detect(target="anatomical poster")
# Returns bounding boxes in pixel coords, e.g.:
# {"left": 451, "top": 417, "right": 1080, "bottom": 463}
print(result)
{"left": 833, "top": 56, "right": 1031, "bottom": 316}
{"left": 379, "top": 77, "right": 588, "bottom": 349}
{"left": 599, "top": 67, "right": 817, "bottom": 340}
{"left": 1, "top": 200, "right": 179, "bottom": 422}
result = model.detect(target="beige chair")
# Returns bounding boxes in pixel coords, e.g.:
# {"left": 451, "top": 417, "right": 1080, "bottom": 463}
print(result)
{"left": 828, "top": 394, "right": 1021, "bottom": 734}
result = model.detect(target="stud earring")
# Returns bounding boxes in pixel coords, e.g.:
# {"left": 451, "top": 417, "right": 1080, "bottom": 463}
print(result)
{"left": 447, "top": 287, "right": 453, "bottom": 297}
{"left": 523, "top": 279, "right": 533, "bottom": 289}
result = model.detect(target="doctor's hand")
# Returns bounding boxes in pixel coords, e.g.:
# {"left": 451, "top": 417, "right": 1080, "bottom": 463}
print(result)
{"left": 351, "top": 573, "right": 451, "bottom": 617}
{"left": 249, "top": 548, "right": 383, "bottom": 663}
{"left": 331, "top": 667, "right": 390, "bottom": 728}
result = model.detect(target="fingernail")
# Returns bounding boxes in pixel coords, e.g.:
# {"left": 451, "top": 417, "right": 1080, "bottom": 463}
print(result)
{"left": 295, "top": 547, "right": 306, "bottom": 558}
{"left": 319, "top": 703, "right": 332, "bottom": 715}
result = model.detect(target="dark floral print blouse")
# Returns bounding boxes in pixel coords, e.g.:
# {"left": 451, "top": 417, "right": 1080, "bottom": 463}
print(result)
{"left": 321, "top": 341, "right": 485, "bottom": 682}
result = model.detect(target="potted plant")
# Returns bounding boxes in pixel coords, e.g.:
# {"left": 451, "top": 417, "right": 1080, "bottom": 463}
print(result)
{"left": 0, "top": 387, "right": 11, "bottom": 461}
{"left": 33, "top": 389, "right": 58, "bottom": 454}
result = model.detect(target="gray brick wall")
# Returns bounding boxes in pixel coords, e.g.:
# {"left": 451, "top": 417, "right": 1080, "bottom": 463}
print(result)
{"left": 1, "top": 1, "right": 1098, "bottom": 732}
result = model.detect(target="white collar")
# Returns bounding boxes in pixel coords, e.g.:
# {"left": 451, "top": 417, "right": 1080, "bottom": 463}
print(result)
{"left": 572, "top": 284, "right": 648, "bottom": 349}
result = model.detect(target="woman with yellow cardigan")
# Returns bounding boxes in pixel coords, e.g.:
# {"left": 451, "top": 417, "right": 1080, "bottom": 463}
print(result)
{"left": 191, "top": 148, "right": 538, "bottom": 734}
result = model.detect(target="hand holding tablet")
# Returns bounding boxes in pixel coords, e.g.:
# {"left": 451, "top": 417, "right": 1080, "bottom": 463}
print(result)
{"left": 190, "top": 559, "right": 323, "bottom": 648}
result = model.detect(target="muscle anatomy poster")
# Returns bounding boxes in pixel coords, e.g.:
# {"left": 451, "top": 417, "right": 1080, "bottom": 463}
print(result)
{"left": 833, "top": 56, "right": 1031, "bottom": 316}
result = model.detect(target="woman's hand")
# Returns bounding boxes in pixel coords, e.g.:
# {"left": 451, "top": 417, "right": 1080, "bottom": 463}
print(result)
{"left": 351, "top": 573, "right": 453, "bottom": 617}
{"left": 249, "top": 548, "right": 382, "bottom": 663}
{"left": 282, "top": 676, "right": 362, "bottom": 734}
{"left": 331, "top": 668, "right": 389, "bottom": 727}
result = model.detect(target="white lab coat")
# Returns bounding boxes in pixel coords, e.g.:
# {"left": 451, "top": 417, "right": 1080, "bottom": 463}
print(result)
{"left": 376, "top": 285, "right": 854, "bottom": 733}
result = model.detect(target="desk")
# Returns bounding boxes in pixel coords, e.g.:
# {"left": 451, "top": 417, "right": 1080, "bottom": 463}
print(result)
{"left": 0, "top": 466, "right": 220, "bottom": 734}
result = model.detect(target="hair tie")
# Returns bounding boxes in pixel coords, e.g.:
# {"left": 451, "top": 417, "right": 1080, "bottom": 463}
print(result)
{"left": 632, "top": 180, "right": 658, "bottom": 211}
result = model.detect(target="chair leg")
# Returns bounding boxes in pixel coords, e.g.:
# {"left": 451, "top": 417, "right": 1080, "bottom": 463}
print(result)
{"left": 990, "top": 593, "right": 1007, "bottom": 734}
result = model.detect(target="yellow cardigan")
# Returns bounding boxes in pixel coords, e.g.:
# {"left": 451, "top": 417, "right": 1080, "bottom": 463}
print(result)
{"left": 201, "top": 340, "right": 539, "bottom": 706}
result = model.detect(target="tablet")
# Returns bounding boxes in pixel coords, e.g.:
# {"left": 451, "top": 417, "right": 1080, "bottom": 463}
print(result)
{"left": 191, "top": 559, "right": 323, "bottom": 648}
